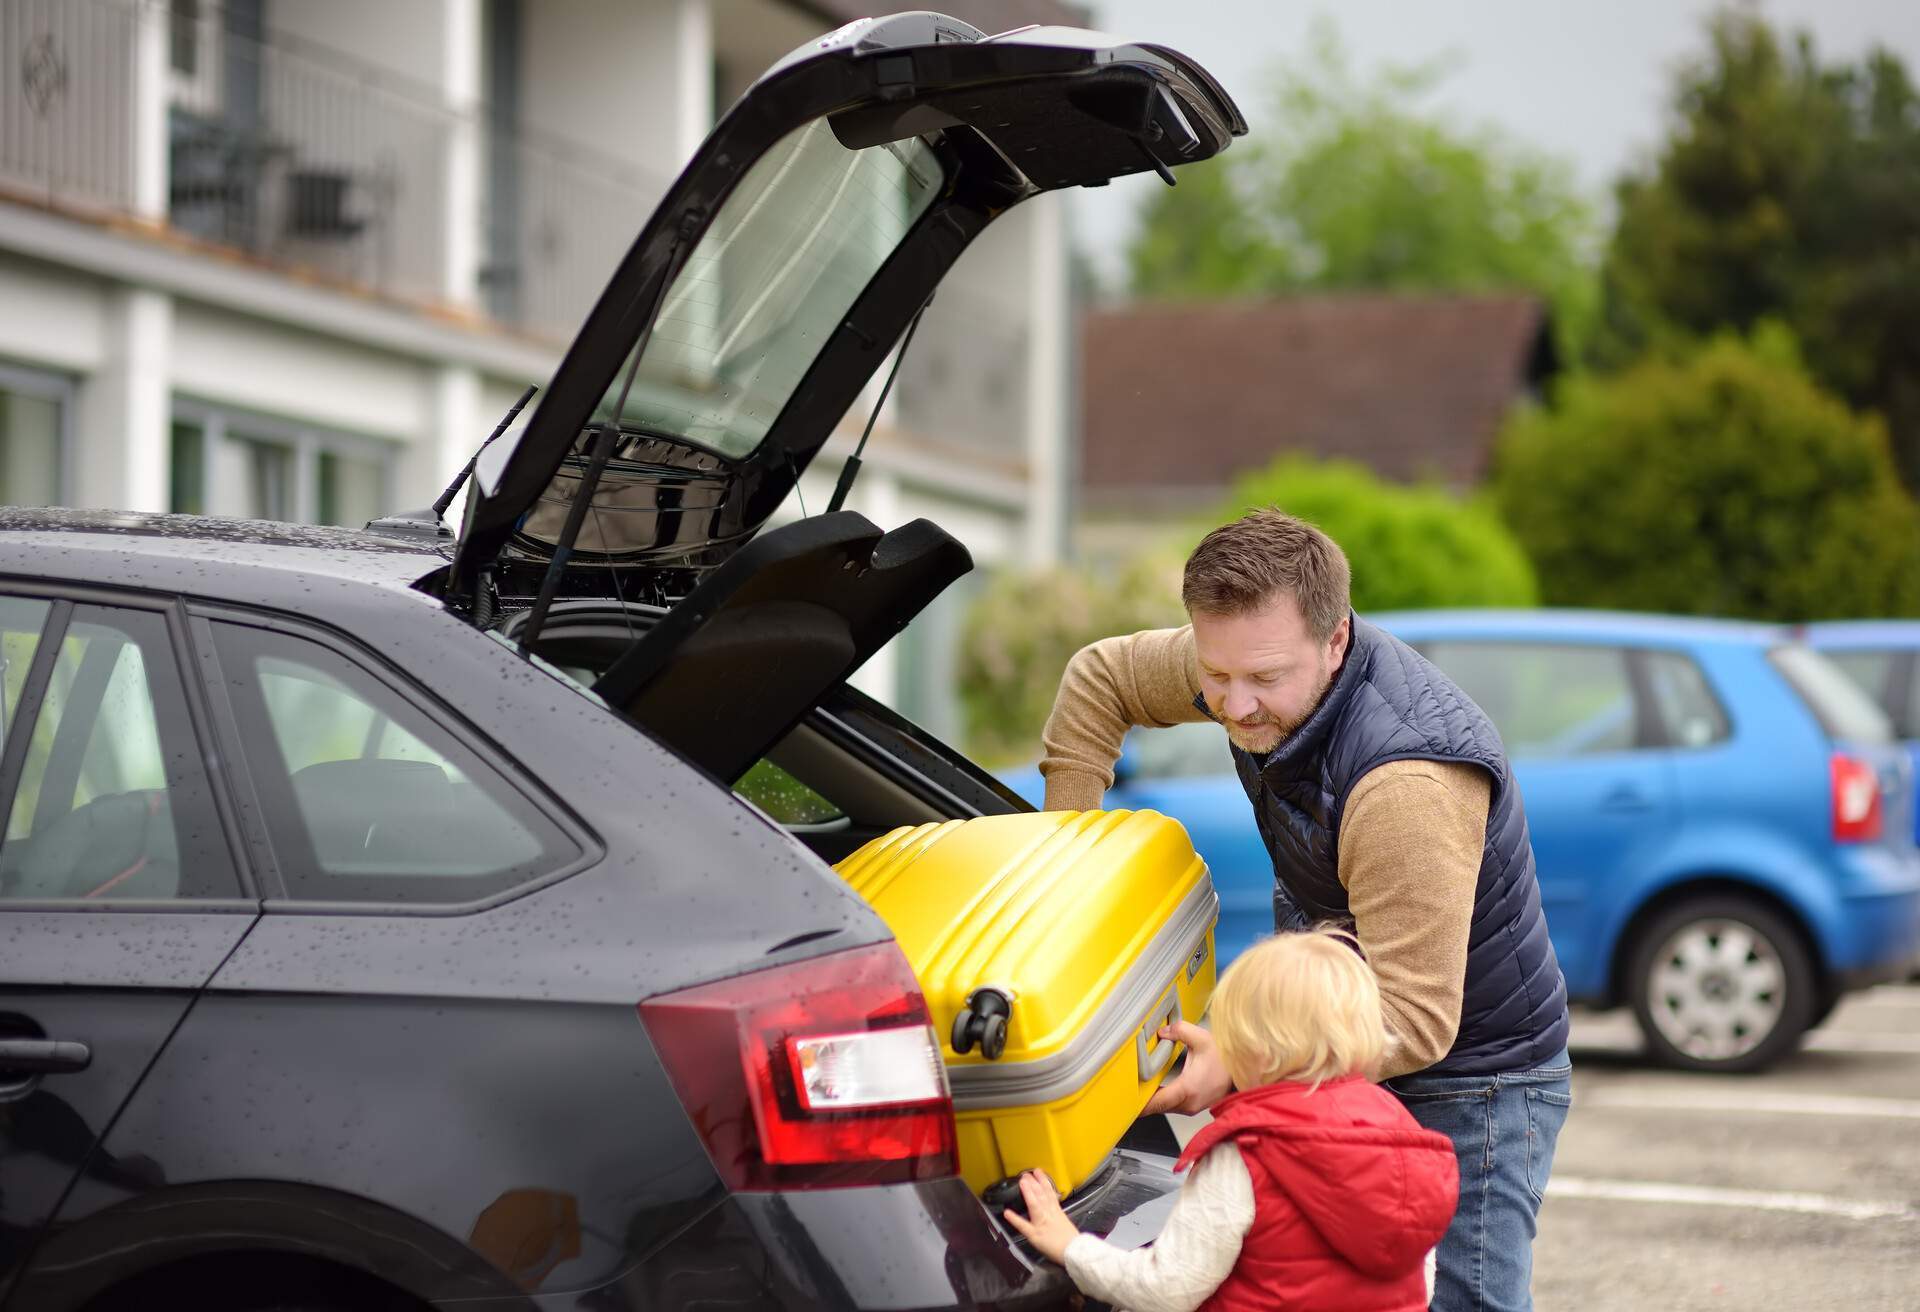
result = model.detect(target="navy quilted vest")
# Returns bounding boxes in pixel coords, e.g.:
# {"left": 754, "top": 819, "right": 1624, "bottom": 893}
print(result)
{"left": 1213, "top": 616, "right": 1569, "bottom": 1075}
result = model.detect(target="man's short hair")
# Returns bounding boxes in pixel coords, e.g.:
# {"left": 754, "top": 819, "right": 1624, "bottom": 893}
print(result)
{"left": 1182, "top": 508, "right": 1352, "bottom": 638}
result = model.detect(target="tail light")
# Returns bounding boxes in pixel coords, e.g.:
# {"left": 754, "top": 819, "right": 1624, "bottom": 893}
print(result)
{"left": 1831, "top": 753, "right": 1884, "bottom": 843}
{"left": 639, "top": 942, "right": 957, "bottom": 1190}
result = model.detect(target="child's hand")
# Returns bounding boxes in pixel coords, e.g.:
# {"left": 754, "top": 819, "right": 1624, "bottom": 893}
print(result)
{"left": 1001, "top": 1170, "right": 1080, "bottom": 1265}
{"left": 1144, "top": 1020, "right": 1232, "bottom": 1115}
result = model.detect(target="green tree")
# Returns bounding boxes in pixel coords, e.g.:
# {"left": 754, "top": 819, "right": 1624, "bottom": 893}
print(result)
{"left": 1493, "top": 328, "right": 1920, "bottom": 621}
{"left": 1596, "top": 10, "right": 1920, "bottom": 485}
{"left": 1223, "top": 457, "right": 1539, "bottom": 613}
{"left": 1129, "top": 24, "right": 1598, "bottom": 355}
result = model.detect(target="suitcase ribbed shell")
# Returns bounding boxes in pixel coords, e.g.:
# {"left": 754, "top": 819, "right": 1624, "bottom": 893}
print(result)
{"left": 836, "top": 809, "right": 1218, "bottom": 1195}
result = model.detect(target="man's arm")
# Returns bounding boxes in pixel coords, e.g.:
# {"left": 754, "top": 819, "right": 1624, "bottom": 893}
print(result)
{"left": 1337, "top": 759, "right": 1492, "bottom": 1080}
{"left": 1039, "top": 626, "right": 1210, "bottom": 811}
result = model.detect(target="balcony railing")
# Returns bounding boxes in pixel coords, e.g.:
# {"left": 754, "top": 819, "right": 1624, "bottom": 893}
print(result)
{"left": 0, "top": 0, "right": 663, "bottom": 344}
{"left": 0, "top": 0, "right": 140, "bottom": 216}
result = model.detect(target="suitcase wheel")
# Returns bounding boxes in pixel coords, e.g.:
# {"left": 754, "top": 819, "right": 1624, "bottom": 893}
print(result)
{"left": 951, "top": 987, "right": 1011, "bottom": 1059}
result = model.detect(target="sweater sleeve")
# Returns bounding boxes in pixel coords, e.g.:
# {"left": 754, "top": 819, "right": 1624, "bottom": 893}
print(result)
{"left": 1337, "top": 759, "right": 1491, "bottom": 1079}
{"left": 1061, "top": 1141, "right": 1253, "bottom": 1312}
{"left": 1039, "top": 626, "right": 1211, "bottom": 811}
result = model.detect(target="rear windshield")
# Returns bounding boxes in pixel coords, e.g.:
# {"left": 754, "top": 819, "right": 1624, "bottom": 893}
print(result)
{"left": 595, "top": 118, "right": 944, "bottom": 460}
{"left": 1768, "top": 645, "right": 1895, "bottom": 744}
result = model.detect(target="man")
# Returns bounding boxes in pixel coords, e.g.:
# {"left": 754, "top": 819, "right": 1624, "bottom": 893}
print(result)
{"left": 1040, "top": 509, "right": 1570, "bottom": 1312}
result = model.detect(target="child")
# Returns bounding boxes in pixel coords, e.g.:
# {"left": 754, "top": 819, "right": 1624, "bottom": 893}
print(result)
{"left": 1003, "top": 927, "right": 1459, "bottom": 1312}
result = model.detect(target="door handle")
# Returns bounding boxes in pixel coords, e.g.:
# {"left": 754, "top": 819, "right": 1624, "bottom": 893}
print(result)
{"left": 0, "top": 1039, "right": 91, "bottom": 1075}
{"left": 1600, "top": 786, "right": 1653, "bottom": 812}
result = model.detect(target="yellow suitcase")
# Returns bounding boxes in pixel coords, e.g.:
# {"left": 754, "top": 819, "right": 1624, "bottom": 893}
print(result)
{"left": 833, "top": 809, "right": 1218, "bottom": 1199}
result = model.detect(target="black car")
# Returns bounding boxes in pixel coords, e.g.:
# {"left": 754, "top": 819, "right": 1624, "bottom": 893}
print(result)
{"left": 0, "top": 15, "right": 1243, "bottom": 1311}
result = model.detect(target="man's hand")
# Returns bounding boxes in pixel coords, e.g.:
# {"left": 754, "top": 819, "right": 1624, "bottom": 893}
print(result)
{"left": 1143, "top": 1020, "right": 1233, "bottom": 1115}
{"left": 1001, "top": 1170, "right": 1081, "bottom": 1265}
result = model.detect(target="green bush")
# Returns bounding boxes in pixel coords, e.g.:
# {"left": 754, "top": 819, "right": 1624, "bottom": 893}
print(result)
{"left": 958, "top": 553, "right": 1184, "bottom": 767}
{"left": 1492, "top": 329, "right": 1920, "bottom": 620}
{"left": 1221, "top": 456, "right": 1541, "bottom": 612}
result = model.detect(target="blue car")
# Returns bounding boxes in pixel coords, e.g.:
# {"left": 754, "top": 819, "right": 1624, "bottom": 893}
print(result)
{"left": 1801, "top": 620, "right": 1920, "bottom": 844}
{"left": 1004, "top": 611, "right": 1920, "bottom": 1073}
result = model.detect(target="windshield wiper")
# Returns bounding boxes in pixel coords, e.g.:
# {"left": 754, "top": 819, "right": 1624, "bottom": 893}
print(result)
{"left": 434, "top": 384, "right": 538, "bottom": 520}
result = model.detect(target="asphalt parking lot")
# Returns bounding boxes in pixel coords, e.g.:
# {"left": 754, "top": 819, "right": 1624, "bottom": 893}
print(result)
{"left": 1533, "top": 982, "right": 1920, "bottom": 1311}
{"left": 1167, "top": 981, "right": 1920, "bottom": 1310}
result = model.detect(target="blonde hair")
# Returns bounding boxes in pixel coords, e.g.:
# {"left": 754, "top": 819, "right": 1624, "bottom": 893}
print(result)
{"left": 1209, "top": 927, "right": 1387, "bottom": 1090}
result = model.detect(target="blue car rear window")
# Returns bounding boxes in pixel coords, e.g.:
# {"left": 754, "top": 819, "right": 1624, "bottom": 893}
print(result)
{"left": 1768, "top": 645, "right": 1894, "bottom": 744}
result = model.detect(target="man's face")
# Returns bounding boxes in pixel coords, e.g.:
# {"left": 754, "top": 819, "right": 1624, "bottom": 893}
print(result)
{"left": 1191, "top": 594, "right": 1350, "bottom": 755}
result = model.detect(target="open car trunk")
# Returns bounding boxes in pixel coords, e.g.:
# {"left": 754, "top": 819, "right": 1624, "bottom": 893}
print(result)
{"left": 438, "top": 12, "right": 1243, "bottom": 782}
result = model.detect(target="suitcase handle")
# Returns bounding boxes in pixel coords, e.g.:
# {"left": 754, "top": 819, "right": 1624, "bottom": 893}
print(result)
{"left": 1136, "top": 986, "right": 1182, "bottom": 1082}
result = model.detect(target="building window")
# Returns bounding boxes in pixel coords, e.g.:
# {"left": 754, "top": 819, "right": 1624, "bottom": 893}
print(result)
{"left": 170, "top": 403, "right": 394, "bottom": 528}
{"left": 166, "top": 0, "right": 222, "bottom": 115}
{"left": 0, "top": 365, "right": 71, "bottom": 507}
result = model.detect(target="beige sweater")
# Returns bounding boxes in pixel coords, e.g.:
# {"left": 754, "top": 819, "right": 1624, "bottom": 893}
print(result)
{"left": 1039, "top": 627, "right": 1489, "bottom": 1079}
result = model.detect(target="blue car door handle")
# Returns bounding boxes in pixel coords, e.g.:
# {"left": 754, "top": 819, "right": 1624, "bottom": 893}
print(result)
{"left": 1600, "top": 785, "right": 1654, "bottom": 812}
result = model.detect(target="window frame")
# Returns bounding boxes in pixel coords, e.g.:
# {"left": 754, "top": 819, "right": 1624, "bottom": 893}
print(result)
{"left": 170, "top": 399, "right": 397, "bottom": 528}
{"left": 186, "top": 604, "right": 598, "bottom": 915}
{"left": 0, "top": 360, "right": 77, "bottom": 506}
{"left": 0, "top": 582, "right": 255, "bottom": 911}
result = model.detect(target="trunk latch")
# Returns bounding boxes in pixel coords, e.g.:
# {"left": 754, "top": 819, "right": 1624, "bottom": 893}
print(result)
{"left": 951, "top": 987, "right": 1011, "bottom": 1060}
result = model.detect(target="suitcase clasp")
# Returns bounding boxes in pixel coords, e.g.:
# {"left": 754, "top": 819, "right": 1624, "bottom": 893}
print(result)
{"left": 1136, "top": 985, "right": 1182, "bottom": 1082}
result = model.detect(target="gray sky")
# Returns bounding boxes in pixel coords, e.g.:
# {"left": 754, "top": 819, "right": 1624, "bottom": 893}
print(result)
{"left": 1073, "top": 0, "right": 1920, "bottom": 283}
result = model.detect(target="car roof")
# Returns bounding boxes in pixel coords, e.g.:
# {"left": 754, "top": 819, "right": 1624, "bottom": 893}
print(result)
{"left": 1795, "top": 619, "right": 1920, "bottom": 649}
{"left": 1367, "top": 608, "right": 1786, "bottom": 648}
{"left": 0, "top": 507, "right": 448, "bottom": 594}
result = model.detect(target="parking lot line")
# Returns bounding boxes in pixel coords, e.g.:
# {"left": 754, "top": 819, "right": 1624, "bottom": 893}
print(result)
{"left": 1579, "top": 1088, "right": 1920, "bottom": 1119}
{"left": 1803, "top": 1030, "right": 1920, "bottom": 1055}
{"left": 1548, "top": 1176, "right": 1917, "bottom": 1222}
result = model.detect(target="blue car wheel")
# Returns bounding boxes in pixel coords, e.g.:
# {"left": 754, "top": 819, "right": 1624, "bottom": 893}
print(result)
{"left": 1626, "top": 895, "right": 1817, "bottom": 1074}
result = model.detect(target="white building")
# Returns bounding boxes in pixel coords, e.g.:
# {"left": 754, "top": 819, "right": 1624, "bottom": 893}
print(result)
{"left": 0, "top": 0, "right": 1079, "bottom": 737}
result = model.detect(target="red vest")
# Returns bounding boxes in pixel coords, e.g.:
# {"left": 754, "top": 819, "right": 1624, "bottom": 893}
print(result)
{"left": 1176, "top": 1077, "right": 1459, "bottom": 1312}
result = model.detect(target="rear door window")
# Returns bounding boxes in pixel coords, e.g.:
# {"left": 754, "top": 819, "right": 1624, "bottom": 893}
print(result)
{"left": 1641, "top": 650, "right": 1731, "bottom": 748}
{"left": 0, "top": 603, "right": 238, "bottom": 901}
{"left": 1420, "top": 641, "right": 1639, "bottom": 758}
{"left": 1129, "top": 721, "right": 1234, "bottom": 780}
{"left": 211, "top": 622, "right": 579, "bottom": 904}
{"left": 1768, "top": 645, "right": 1895, "bottom": 745}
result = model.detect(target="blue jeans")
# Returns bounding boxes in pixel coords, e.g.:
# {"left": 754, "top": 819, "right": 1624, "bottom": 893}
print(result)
{"left": 1386, "top": 1050, "right": 1572, "bottom": 1312}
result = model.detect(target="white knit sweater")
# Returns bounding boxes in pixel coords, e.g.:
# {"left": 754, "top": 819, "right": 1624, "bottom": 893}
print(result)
{"left": 1064, "top": 1143, "right": 1255, "bottom": 1312}
{"left": 1060, "top": 1142, "right": 1440, "bottom": 1312}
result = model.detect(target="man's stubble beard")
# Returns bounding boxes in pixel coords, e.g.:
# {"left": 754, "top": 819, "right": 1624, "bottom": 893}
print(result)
{"left": 1221, "top": 658, "right": 1335, "bottom": 755}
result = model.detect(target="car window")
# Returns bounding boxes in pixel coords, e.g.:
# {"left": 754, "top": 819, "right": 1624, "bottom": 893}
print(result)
{"left": 1128, "top": 721, "right": 1233, "bottom": 780}
{"left": 1421, "top": 641, "right": 1638, "bottom": 758}
{"left": 213, "top": 623, "right": 578, "bottom": 904}
{"left": 0, "top": 596, "right": 50, "bottom": 751}
{"left": 0, "top": 604, "right": 238, "bottom": 901}
{"left": 735, "top": 759, "right": 845, "bottom": 826}
{"left": 596, "top": 119, "right": 944, "bottom": 460}
{"left": 1642, "top": 651, "right": 1731, "bottom": 748}
{"left": 1821, "top": 648, "right": 1898, "bottom": 716}
{"left": 1768, "top": 645, "right": 1894, "bottom": 745}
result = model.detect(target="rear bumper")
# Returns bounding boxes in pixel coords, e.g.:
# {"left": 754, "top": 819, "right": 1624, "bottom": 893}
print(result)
{"left": 1827, "top": 844, "right": 1920, "bottom": 978}
{"left": 518, "top": 1148, "right": 1183, "bottom": 1311}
